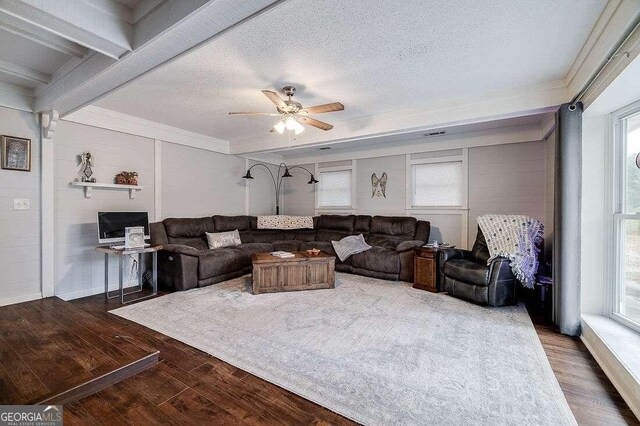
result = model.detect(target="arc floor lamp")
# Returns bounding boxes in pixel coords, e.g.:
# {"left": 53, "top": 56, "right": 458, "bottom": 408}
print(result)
{"left": 242, "top": 163, "right": 318, "bottom": 215}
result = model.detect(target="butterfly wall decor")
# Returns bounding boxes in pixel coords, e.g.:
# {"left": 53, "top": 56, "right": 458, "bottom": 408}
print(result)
{"left": 371, "top": 172, "right": 388, "bottom": 198}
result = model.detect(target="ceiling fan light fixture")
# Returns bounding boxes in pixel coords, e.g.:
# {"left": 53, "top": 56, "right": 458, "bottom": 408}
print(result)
{"left": 284, "top": 116, "right": 297, "bottom": 130}
{"left": 273, "top": 120, "right": 286, "bottom": 134}
{"left": 293, "top": 120, "right": 305, "bottom": 135}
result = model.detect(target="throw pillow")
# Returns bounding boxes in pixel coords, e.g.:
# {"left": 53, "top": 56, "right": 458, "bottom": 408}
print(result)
{"left": 206, "top": 230, "right": 241, "bottom": 249}
{"left": 332, "top": 234, "right": 372, "bottom": 262}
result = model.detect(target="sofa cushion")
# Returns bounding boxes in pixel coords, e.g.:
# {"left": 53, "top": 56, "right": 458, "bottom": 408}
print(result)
{"left": 283, "top": 229, "right": 317, "bottom": 241}
{"left": 351, "top": 246, "right": 400, "bottom": 274}
{"left": 271, "top": 240, "right": 302, "bottom": 252}
{"left": 164, "top": 217, "right": 214, "bottom": 238}
{"left": 332, "top": 234, "right": 372, "bottom": 262}
{"left": 354, "top": 215, "right": 372, "bottom": 234}
{"left": 163, "top": 217, "right": 214, "bottom": 249}
{"left": 212, "top": 215, "right": 251, "bottom": 231}
{"left": 370, "top": 216, "right": 417, "bottom": 236}
{"left": 317, "top": 215, "right": 355, "bottom": 232}
{"left": 252, "top": 230, "right": 285, "bottom": 243}
{"left": 366, "top": 235, "right": 410, "bottom": 250}
{"left": 231, "top": 243, "right": 274, "bottom": 262}
{"left": 470, "top": 228, "right": 491, "bottom": 264}
{"left": 197, "top": 248, "right": 246, "bottom": 279}
{"left": 212, "top": 215, "right": 253, "bottom": 243}
{"left": 443, "top": 258, "right": 489, "bottom": 286}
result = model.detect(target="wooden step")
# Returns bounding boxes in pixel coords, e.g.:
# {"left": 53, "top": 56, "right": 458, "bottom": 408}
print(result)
{"left": 38, "top": 351, "right": 158, "bottom": 405}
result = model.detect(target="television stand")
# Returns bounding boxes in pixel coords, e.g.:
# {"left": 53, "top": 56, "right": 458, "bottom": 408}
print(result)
{"left": 95, "top": 245, "right": 162, "bottom": 304}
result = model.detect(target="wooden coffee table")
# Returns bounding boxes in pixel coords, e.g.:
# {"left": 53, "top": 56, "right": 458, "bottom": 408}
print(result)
{"left": 251, "top": 251, "right": 335, "bottom": 294}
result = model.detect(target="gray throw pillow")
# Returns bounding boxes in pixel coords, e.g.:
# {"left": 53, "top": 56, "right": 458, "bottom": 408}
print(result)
{"left": 332, "top": 234, "right": 372, "bottom": 262}
{"left": 206, "top": 230, "right": 241, "bottom": 249}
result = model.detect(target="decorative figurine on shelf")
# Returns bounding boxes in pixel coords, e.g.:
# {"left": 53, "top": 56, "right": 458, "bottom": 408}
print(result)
{"left": 114, "top": 172, "right": 127, "bottom": 185}
{"left": 79, "top": 152, "right": 96, "bottom": 182}
{"left": 126, "top": 171, "right": 138, "bottom": 186}
{"left": 114, "top": 171, "right": 139, "bottom": 185}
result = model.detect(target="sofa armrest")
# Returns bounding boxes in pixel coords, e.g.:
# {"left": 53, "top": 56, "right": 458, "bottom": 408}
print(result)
{"left": 488, "top": 257, "right": 514, "bottom": 283}
{"left": 162, "top": 244, "right": 200, "bottom": 256}
{"left": 438, "top": 248, "right": 471, "bottom": 264}
{"left": 396, "top": 240, "right": 425, "bottom": 252}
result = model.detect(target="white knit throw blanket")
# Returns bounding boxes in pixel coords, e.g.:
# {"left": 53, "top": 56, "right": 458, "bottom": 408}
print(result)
{"left": 257, "top": 215, "right": 313, "bottom": 230}
{"left": 476, "top": 214, "right": 544, "bottom": 288}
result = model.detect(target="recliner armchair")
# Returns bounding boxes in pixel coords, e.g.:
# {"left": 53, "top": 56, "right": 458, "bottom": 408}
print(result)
{"left": 439, "top": 227, "right": 517, "bottom": 307}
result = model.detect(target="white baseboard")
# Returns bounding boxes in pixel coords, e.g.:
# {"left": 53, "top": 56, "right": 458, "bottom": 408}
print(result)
{"left": 581, "top": 315, "right": 640, "bottom": 420}
{"left": 57, "top": 284, "right": 139, "bottom": 301}
{"left": 0, "top": 291, "right": 43, "bottom": 307}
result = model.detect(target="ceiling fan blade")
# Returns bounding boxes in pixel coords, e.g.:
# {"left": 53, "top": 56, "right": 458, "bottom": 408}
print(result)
{"left": 262, "top": 90, "right": 286, "bottom": 109}
{"left": 300, "top": 102, "right": 344, "bottom": 115}
{"left": 228, "top": 112, "right": 280, "bottom": 116}
{"left": 298, "top": 116, "right": 333, "bottom": 131}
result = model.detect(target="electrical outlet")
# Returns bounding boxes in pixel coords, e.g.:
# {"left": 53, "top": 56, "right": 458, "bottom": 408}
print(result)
{"left": 13, "top": 198, "right": 30, "bottom": 210}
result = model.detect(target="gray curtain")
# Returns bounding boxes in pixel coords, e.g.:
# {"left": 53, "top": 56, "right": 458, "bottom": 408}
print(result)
{"left": 553, "top": 102, "right": 582, "bottom": 336}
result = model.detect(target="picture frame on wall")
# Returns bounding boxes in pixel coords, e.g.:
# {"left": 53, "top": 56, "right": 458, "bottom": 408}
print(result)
{"left": 1, "top": 135, "right": 31, "bottom": 172}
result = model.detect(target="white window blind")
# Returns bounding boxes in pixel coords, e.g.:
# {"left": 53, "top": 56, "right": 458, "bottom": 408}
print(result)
{"left": 412, "top": 161, "right": 463, "bottom": 207}
{"left": 318, "top": 170, "right": 352, "bottom": 207}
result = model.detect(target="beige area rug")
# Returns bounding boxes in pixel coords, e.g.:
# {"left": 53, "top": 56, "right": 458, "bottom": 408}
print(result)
{"left": 111, "top": 273, "right": 576, "bottom": 425}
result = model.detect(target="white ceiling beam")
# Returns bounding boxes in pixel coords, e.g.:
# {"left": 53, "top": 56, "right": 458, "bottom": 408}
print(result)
{"left": 0, "top": 0, "right": 133, "bottom": 59}
{"left": 63, "top": 105, "right": 230, "bottom": 153}
{"left": 565, "top": 0, "right": 640, "bottom": 100}
{"left": 0, "top": 81, "right": 34, "bottom": 112}
{"left": 132, "top": 0, "right": 167, "bottom": 25}
{"left": 0, "top": 10, "right": 87, "bottom": 58}
{"left": 0, "top": 59, "right": 51, "bottom": 84}
{"left": 34, "top": 0, "right": 284, "bottom": 115}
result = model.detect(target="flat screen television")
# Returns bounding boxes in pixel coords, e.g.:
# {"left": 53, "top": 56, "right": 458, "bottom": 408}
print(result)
{"left": 97, "top": 212, "right": 150, "bottom": 244}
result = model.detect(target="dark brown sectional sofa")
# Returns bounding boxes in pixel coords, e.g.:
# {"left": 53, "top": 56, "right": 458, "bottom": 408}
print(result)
{"left": 150, "top": 215, "right": 430, "bottom": 290}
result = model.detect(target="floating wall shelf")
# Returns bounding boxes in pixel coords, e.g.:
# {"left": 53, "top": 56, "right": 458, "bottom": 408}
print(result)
{"left": 70, "top": 181, "right": 143, "bottom": 199}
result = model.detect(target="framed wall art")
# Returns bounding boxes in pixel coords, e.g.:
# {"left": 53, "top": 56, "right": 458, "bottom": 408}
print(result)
{"left": 1, "top": 135, "right": 31, "bottom": 172}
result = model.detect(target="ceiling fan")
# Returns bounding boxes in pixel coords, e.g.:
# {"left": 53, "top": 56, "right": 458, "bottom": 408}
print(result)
{"left": 229, "top": 86, "right": 344, "bottom": 134}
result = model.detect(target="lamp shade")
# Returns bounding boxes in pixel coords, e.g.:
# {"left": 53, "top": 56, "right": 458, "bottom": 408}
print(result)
{"left": 242, "top": 170, "right": 254, "bottom": 179}
{"left": 308, "top": 174, "right": 319, "bottom": 184}
{"left": 282, "top": 168, "right": 293, "bottom": 178}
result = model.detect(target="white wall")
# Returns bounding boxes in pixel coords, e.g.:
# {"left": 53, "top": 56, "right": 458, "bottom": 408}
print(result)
{"left": 282, "top": 163, "right": 315, "bottom": 216}
{"left": 283, "top": 139, "right": 550, "bottom": 248}
{"left": 53, "top": 121, "right": 156, "bottom": 300}
{"left": 468, "top": 141, "right": 547, "bottom": 238}
{"left": 0, "top": 107, "right": 41, "bottom": 306}
{"left": 355, "top": 155, "right": 406, "bottom": 216}
{"left": 161, "top": 142, "right": 246, "bottom": 218}
{"left": 246, "top": 160, "right": 278, "bottom": 215}
{"left": 0, "top": 111, "right": 275, "bottom": 303}
{"left": 581, "top": 114, "right": 608, "bottom": 315}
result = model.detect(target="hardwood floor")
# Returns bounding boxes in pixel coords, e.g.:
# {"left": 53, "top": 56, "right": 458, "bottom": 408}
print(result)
{"left": 0, "top": 298, "right": 157, "bottom": 405}
{"left": 1, "top": 292, "right": 637, "bottom": 425}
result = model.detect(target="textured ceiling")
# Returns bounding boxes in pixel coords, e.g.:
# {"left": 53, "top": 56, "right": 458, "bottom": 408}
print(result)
{"left": 95, "top": 0, "right": 606, "bottom": 147}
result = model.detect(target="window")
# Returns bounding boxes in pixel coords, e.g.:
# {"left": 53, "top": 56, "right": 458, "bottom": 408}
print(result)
{"left": 411, "top": 161, "right": 464, "bottom": 207}
{"left": 613, "top": 107, "right": 640, "bottom": 329}
{"left": 318, "top": 169, "right": 352, "bottom": 208}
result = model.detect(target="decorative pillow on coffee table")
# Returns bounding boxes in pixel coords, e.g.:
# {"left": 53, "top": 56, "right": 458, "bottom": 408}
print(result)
{"left": 206, "top": 230, "right": 241, "bottom": 249}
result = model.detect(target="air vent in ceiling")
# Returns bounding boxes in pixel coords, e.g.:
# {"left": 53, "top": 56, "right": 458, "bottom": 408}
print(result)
{"left": 423, "top": 130, "right": 446, "bottom": 137}
{"left": 319, "top": 147, "right": 332, "bottom": 150}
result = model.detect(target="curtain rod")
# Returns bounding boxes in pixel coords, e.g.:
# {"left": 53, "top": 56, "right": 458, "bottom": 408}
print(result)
{"left": 570, "top": 16, "right": 640, "bottom": 110}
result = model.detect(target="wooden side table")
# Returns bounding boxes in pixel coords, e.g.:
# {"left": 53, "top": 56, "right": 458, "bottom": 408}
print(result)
{"left": 413, "top": 246, "right": 444, "bottom": 293}
{"left": 95, "top": 245, "right": 162, "bottom": 304}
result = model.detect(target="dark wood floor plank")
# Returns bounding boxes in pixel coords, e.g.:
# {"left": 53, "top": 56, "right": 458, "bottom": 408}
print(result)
{"left": 159, "top": 388, "right": 248, "bottom": 425}
{"left": 2, "top": 296, "right": 638, "bottom": 425}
